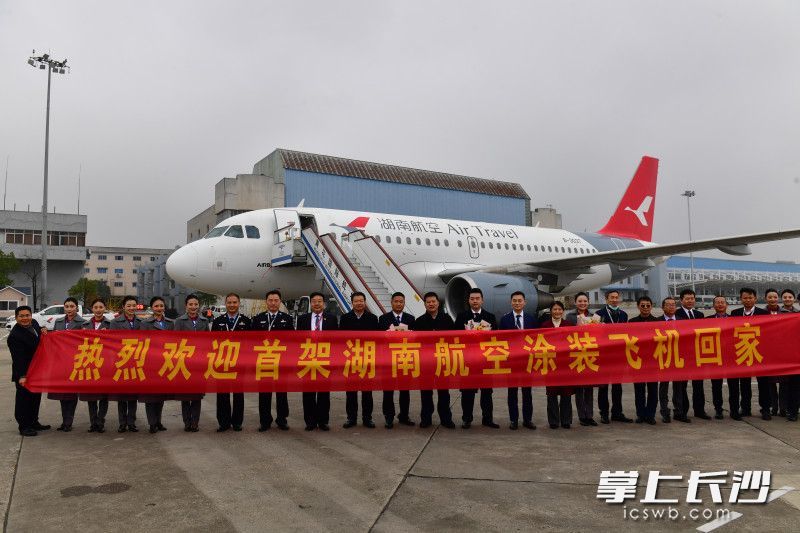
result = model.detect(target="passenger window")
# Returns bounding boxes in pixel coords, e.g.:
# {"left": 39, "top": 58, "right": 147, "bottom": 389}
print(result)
{"left": 245, "top": 226, "right": 260, "bottom": 239}
{"left": 457, "top": 241, "right": 463, "bottom": 247}
{"left": 375, "top": 236, "right": 381, "bottom": 243}
{"left": 480, "top": 241, "right": 485, "bottom": 248}
{"left": 224, "top": 225, "right": 244, "bottom": 238}
{"left": 406, "top": 237, "right": 412, "bottom": 244}
{"left": 504, "top": 243, "right": 509, "bottom": 250}
{"left": 547, "top": 246, "right": 552, "bottom": 252}
{"left": 204, "top": 226, "right": 229, "bottom": 238}
{"left": 444, "top": 239, "right": 449, "bottom": 247}
{"left": 435, "top": 239, "right": 440, "bottom": 246}
{"left": 396, "top": 236, "right": 401, "bottom": 244}
{"left": 534, "top": 245, "right": 539, "bottom": 251}
{"left": 488, "top": 242, "right": 493, "bottom": 249}
{"left": 416, "top": 238, "right": 421, "bottom": 245}
{"left": 512, "top": 244, "right": 517, "bottom": 250}
{"left": 425, "top": 238, "right": 431, "bottom": 245}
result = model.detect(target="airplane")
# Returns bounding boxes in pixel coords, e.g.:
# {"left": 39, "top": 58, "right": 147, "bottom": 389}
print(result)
{"left": 166, "top": 156, "right": 800, "bottom": 318}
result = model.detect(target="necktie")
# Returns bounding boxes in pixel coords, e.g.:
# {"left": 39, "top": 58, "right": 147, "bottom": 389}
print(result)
{"left": 394, "top": 315, "right": 401, "bottom": 326}
{"left": 515, "top": 315, "right": 521, "bottom": 329}
{"left": 473, "top": 313, "right": 480, "bottom": 322}
{"left": 689, "top": 309, "right": 694, "bottom": 319}
{"left": 315, "top": 314, "right": 321, "bottom": 331}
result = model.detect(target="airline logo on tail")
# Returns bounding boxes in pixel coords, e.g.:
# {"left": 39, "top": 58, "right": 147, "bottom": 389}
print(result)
{"left": 597, "top": 156, "right": 659, "bottom": 242}
{"left": 624, "top": 196, "right": 653, "bottom": 227}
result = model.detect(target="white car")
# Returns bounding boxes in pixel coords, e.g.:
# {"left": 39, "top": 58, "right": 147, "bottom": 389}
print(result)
{"left": 5, "top": 307, "right": 116, "bottom": 330}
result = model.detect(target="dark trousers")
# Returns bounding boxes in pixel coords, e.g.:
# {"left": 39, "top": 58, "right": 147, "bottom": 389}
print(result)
{"left": 756, "top": 376, "right": 773, "bottom": 414}
{"left": 547, "top": 395, "right": 572, "bottom": 426}
{"left": 460, "top": 388, "right": 493, "bottom": 423}
{"left": 382, "top": 390, "right": 411, "bottom": 422}
{"left": 574, "top": 386, "right": 593, "bottom": 420}
{"left": 345, "top": 391, "right": 374, "bottom": 422}
{"left": 144, "top": 401, "right": 163, "bottom": 427}
{"left": 598, "top": 384, "right": 623, "bottom": 417}
{"left": 259, "top": 392, "right": 289, "bottom": 427}
{"left": 692, "top": 380, "right": 707, "bottom": 415}
{"left": 711, "top": 379, "right": 724, "bottom": 413}
{"left": 181, "top": 400, "right": 202, "bottom": 426}
{"left": 60, "top": 398, "right": 78, "bottom": 426}
{"left": 508, "top": 387, "right": 533, "bottom": 423}
{"left": 775, "top": 377, "right": 788, "bottom": 414}
{"left": 420, "top": 390, "right": 452, "bottom": 424}
{"left": 302, "top": 392, "right": 330, "bottom": 427}
{"left": 786, "top": 375, "right": 800, "bottom": 416}
{"left": 634, "top": 382, "right": 658, "bottom": 420}
{"left": 728, "top": 377, "right": 752, "bottom": 415}
{"left": 672, "top": 381, "right": 689, "bottom": 417}
{"left": 15, "top": 383, "right": 41, "bottom": 431}
{"left": 216, "top": 393, "right": 244, "bottom": 429}
{"left": 88, "top": 400, "right": 108, "bottom": 427}
{"left": 117, "top": 400, "right": 137, "bottom": 426}
{"left": 658, "top": 382, "right": 671, "bottom": 417}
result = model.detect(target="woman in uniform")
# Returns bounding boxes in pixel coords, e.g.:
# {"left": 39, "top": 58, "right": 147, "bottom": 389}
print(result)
{"left": 109, "top": 295, "right": 142, "bottom": 432}
{"left": 173, "top": 294, "right": 209, "bottom": 432}
{"left": 566, "top": 292, "right": 598, "bottom": 427}
{"left": 540, "top": 301, "right": 574, "bottom": 430}
{"left": 140, "top": 296, "right": 174, "bottom": 433}
{"left": 81, "top": 298, "right": 111, "bottom": 433}
{"left": 51, "top": 297, "right": 87, "bottom": 431}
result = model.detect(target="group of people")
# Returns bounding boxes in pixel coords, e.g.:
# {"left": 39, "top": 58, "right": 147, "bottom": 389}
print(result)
{"left": 8, "top": 286, "right": 800, "bottom": 437}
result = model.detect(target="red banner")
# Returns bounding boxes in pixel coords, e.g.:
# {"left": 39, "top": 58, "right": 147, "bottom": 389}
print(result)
{"left": 23, "top": 315, "right": 800, "bottom": 394}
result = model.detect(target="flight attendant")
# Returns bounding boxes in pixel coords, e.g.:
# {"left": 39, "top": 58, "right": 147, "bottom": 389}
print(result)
{"left": 50, "top": 297, "right": 87, "bottom": 432}
{"left": 81, "top": 298, "right": 111, "bottom": 433}
{"left": 173, "top": 294, "right": 210, "bottom": 432}
{"left": 566, "top": 292, "right": 597, "bottom": 426}
{"left": 540, "top": 302, "right": 574, "bottom": 429}
{"left": 251, "top": 290, "right": 294, "bottom": 431}
{"left": 140, "top": 296, "right": 174, "bottom": 433}
{"left": 296, "top": 292, "right": 338, "bottom": 431}
{"left": 210, "top": 293, "right": 251, "bottom": 432}
{"left": 109, "top": 295, "right": 143, "bottom": 432}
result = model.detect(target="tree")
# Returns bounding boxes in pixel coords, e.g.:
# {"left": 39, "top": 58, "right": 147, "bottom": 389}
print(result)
{"left": 68, "top": 278, "right": 111, "bottom": 307}
{"left": 0, "top": 250, "right": 20, "bottom": 287}
{"left": 195, "top": 291, "right": 218, "bottom": 308}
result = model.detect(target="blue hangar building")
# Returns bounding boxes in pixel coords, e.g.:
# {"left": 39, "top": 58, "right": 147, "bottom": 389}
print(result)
{"left": 186, "top": 149, "right": 531, "bottom": 242}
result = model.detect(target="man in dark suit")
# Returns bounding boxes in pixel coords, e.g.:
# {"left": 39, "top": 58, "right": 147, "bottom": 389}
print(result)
{"left": 499, "top": 291, "right": 537, "bottom": 430}
{"left": 251, "top": 289, "right": 295, "bottom": 431}
{"left": 296, "top": 291, "right": 338, "bottom": 431}
{"left": 629, "top": 296, "right": 660, "bottom": 425}
{"left": 414, "top": 292, "right": 456, "bottom": 429}
{"left": 674, "top": 288, "right": 710, "bottom": 421}
{"left": 210, "top": 293, "right": 252, "bottom": 432}
{"left": 378, "top": 292, "right": 416, "bottom": 428}
{"left": 339, "top": 291, "right": 379, "bottom": 428}
{"left": 707, "top": 295, "right": 731, "bottom": 420}
{"left": 659, "top": 297, "right": 679, "bottom": 422}
{"left": 730, "top": 287, "right": 770, "bottom": 419}
{"left": 7, "top": 306, "right": 50, "bottom": 436}
{"left": 594, "top": 290, "right": 633, "bottom": 424}
{"left": 455, "top": 288, "right": 499, "bottom": 429}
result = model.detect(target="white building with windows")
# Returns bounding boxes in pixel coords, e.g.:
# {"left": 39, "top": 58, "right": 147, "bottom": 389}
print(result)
{"left": 85, "top": 246, "right": 174, "bottom": 297}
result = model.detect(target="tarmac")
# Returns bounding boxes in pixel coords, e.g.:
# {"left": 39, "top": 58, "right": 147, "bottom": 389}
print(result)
{"left": 1, "top": 339, "right": 800, "bottom": 532}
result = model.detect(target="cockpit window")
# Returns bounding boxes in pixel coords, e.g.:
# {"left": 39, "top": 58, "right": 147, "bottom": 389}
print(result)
{"left": 245, "top": 225, "right": 260, "bottom": 239}
{"left": 224, "top": 225, "right": 244, "bottom": 238}
{"left": 204, "top": 226, "right": 229, "bottom": 238}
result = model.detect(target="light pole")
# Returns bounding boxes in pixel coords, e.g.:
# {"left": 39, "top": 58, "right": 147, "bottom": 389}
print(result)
{"left": 28, "top": 51, "right": 69, "bottom": 306}
{"left": 681, "top": 190, "right": 696, "bottom": 292}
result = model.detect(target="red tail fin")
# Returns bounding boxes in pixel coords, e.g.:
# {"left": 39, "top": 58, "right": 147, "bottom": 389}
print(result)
{"left": 597, "top": 156, "right": 659, "bottom": 241}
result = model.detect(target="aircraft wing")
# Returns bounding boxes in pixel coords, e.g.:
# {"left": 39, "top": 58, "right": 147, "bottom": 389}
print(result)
{"left": 440, "top": 227, "right": 800, "bottom": 279}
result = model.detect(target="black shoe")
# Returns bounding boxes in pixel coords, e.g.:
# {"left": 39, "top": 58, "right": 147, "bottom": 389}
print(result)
{"left": 441, "top": 421, "right": 456, "bottom": 429}
{"left": 157, "top": 423, "right": 167, "bottom": 431}
{"left": 771, "top": 409, "right": 779, "bottom": 416}
{"left": 88, "top": 425, "right": 96, "bottom": 433}
{"left": 118, "top": 425, "right": 127, "bottom": 433}
{"left": 646, "top": 418, "right": 657, "bottom": 425}
{"left": 419, "top": 421, "right": 432, "bottom": 428}
{"left": 184, "top": 425, "right": 191, "bottom": 432}
{"left": 731, "top": 413, "right": 743, "bottom": 421}
{"left": 695, "top": 412, "right": 711, "bottom": 420}
{"left": 715, "top": 411, "right": 724, "bottom": 420}
{"left": 318, "top": 424, "right": 330, "bottom": 431}
{"left": 343, "top": 420, "right": 357, "bottom": 429}
{"left": 56, "top": 424, "right": 66, "bottom": 431}
{"left": 190, "top": 424, "right": 199, "bottom": 432}
{"left": 461, "top": 422, "right": 471, "bottom": 429}
{"left": 304, "top": 425, "right": 315, "bottom": 431}
{"left": 523, "top": 421, "right": 537, "bottom": 430}
{"left": 385, "top": 420, "right": 394, "bottom": 429}
{"left": 258, "top": 425, "right": 270, "bottom": 432}
{"left": 19, "top": 428, "right": 37, "bottom": 437}
{"left": 788, "top": 414, "right": 798, "bottom": 422}
{"left": 635, "top": 417, "right": 644, "bottom": 424}
{"left": 96, "top": 425, "right": 105, "bottom": 433}
{"left": 63, "top": 425, "right": 72, "bottom": 432}
{"left": 600, "top": 415, "right": 610, "bottom": 424}
{"left": 561, "top": 423, "right": 571, "bottom": 429}
{"left": 233, "top": 426, "right": 242, "bottom": 432}
{"left": 32, "top": 422, "right": 51, "bottom": 431}
{"left": 742, "top": 410, "right": 752, "bottom": 417}
{"left": 128, "top": 425, "right": 138, "bottom": 433}
{"left": 482, "top": 421, "right": 500, "bottom": 429}
{"left": 216, "top": 427, "right": 229, "bottom": 433}
{"left": 662, "top": 415, "right": 671, "bottom": 423}
{"left": 762, "top": 412, "right": 772, "bottom": 421}
{"left": 779, "top": 410, "right": 787, "bottom": 418}
{"left": 510, "top": 421, "right": 519, "bottom": 430}
{"left": 276, "top": 423, "right": 289, "bottom": 431}
{"left": 398, "top": 418, "right": 415, "bottom": 426}
{"left": 675, "top": 415, "right": 691, "bottom": 423}
{"left": 579, "top": 419, "right": 590, "bottom": 427}
{"left": 149, "top": 425, "right": 158, "bottom": 434}
{"left": 363, "top": 419, "right": 376, "bottom": 428}
{"left": 611, "top": 414, "right": 633, "bottom": 423}
{"left": 549, "top": 424, "right": 558, "bottom": 429}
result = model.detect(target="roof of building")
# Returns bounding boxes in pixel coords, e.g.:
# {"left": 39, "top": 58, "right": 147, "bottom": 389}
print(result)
{"left": 667, "top": 256, "right": 800, "bottom": 273}
{"left": 1, "top": 286, "right": 29, "bottom": 296}
{"left": 277, "top": 149, "right": 530, "bottom": 199}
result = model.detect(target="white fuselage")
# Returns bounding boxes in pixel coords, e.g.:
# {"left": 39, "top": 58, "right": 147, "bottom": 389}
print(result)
{"left": 166, "top": 207, "right": 658, "bottom": 300}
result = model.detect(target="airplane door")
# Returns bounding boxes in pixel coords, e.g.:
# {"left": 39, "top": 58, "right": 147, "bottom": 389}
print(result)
{"left": 467, "top": 236, "right": 480, "bottom": 259}
{"left": 274, "top": 209, "right": 301, "bottom": 242}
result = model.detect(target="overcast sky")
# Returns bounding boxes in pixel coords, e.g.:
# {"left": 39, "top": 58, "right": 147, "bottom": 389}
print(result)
{"left": 1, "top": 1, "right": 799, "bottom": 261}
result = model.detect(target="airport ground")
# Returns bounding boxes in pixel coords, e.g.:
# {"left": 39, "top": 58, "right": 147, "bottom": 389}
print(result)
{"left": 1, "top": 340, "right": 799, "bottom": 533}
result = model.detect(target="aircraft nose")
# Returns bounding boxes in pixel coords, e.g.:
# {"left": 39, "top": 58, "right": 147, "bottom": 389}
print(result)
{"left": 166, "top": 245, "right": 199, "bottom": 285}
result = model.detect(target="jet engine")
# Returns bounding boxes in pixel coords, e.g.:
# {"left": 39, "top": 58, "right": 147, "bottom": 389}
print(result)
{"left": 444, "top": 272, "right": 554, "bottom": 319}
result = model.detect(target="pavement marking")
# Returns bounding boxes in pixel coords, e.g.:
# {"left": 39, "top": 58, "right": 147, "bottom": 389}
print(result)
{"left": 696, "top": 486, "right": 795, "bottom": 532}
